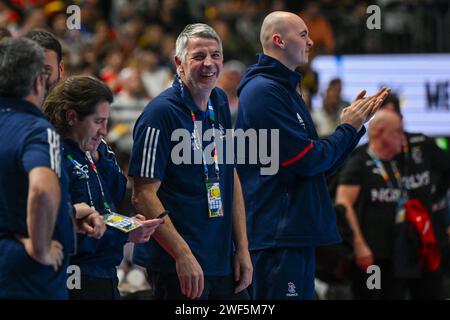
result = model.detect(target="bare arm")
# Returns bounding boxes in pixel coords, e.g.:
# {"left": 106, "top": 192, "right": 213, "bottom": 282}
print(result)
{"left": 131, "top": 177, "right": 204, "bottom": 299}
{"left": 232, "top": 169, "right": 253, "bottom": 293}
{"left": 21, "top": 167, "right": 64, "bottom": 271}
{"left": 336, "top": 184, "right": 373, "bottom": 269}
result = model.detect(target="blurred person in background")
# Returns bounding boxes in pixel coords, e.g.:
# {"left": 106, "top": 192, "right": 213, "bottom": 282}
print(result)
{"left": 336, "top": 100, "right": 450, "bottom": 299}
{"left": 299, "top": 2, "right": 335, "bottom": 55}
{"left": 109, "top": 66, "right": 150, "bottom": 161}
{"left": 312, "top": 78, "right": 350, "bottom": 138}
{"left": 217, "top": 59, "right": 246, "bottom": 126}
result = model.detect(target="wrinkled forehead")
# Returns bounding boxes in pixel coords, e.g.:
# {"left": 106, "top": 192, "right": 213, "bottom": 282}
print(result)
{"left": 186, "top": 37, "right": 222, "bottom": 53}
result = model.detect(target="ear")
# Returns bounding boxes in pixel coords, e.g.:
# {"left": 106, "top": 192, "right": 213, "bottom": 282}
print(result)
{"left": 174, "top": 56, "right": 184, "bottom": 74}
{"left": 66, "top": 109, "right": 77, "bottom": 126}
{"left": 33, "top": 73, "right": 46, "bottom": 97}
{"left": 272, "top": 33, "right": 284, "bottom": 49}
{"left": 59, "top": 60, "right": 65, "bottom": 79}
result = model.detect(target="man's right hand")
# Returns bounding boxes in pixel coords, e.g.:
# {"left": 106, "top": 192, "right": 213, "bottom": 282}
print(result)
{"left": 18, "top": 238, "right": 64, "bottom": 272}
{"left": 175, "top": 253, "right": 204, "bottom": 299}
{"left": 353, "top": 239, "right": 374, "bottom": 270}
{"left": 340, "top": 87, "right": 391, "bottom": 131}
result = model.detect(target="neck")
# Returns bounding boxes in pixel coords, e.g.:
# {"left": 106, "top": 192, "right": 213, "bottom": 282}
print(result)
{"left": 65, "top": 132, "right": 83, "bottom": 151}
{"left": 264, "top": 50, "right": 297, "bottom": 71}
{"left": 24, "top": 94, "right": 40, "bottom": 109}
{"left": 193, "top": 94, "right": 210, "bottom": 112}
{"left": 369, "top": 141, "right": 394, "bottom": 161}
{"left": 179, "top": 76, "right": 211, "bottom": 111}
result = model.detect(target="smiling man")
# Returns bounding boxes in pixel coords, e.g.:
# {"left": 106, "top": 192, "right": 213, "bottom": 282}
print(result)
{"left": 235, "top": 11, "right": 390, "bottom": 300}
{"left": 25, "top": 29, "right": 64, "bottom": 92}
{"left": 129, "top": 23, "right": 252, "bottom": 300}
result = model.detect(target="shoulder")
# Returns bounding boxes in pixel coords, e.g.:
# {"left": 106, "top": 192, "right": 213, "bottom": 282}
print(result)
{"left": 240, "top": 76, "right": 284, "bottom": 98}
{"left": 136, "top": 90, "right": 178, "bottom": 129}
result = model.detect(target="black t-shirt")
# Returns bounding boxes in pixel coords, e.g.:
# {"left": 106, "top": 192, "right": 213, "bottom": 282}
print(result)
{"left": 339, "top": 144, "right": 400, "bottom": 259}
{"left": 338, "top": 133, "right": 450, "bottom": 259}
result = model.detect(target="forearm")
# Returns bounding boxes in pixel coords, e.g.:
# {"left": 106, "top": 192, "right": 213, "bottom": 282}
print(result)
{"left": 232, "top": 170, "right": 249, "bottom": 251}
{"left": 132, "top": 185, "right": 193, "bottom": 260}
{"left": 335, "top": 186, "right": 366, "bottom": 244}
{"left": 341, "top": 201, "right": 365, "bottom": 244}
{"left": 27, "top": 168, "right": 61, "bottom": 259}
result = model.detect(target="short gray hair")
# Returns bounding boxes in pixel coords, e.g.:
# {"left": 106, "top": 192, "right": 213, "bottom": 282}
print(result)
{"left": 0, "top": 37, "right": 44, "bottom": 98}
{"left": 175, "top": 23, "right": 222, "bottom": 63}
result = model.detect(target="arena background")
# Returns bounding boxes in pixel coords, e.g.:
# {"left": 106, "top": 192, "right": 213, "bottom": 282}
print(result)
{"left": 1, "top": 0, "right": 449, "bottom": 300}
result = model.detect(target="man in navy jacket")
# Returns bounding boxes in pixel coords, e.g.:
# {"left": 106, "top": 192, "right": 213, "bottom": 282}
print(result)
{"left": 235, "top": 11, "right": 389, "bottom": 299}
{"left": 0, "top": 37, "right": 73, "bottom": 299}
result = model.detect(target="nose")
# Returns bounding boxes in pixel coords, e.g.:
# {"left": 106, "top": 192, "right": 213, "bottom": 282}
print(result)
{"left": 204, "top": 55, "right": 213, "bottom": 67}
{"left": 307, "top": 37, "right": 314, "bottom": 48}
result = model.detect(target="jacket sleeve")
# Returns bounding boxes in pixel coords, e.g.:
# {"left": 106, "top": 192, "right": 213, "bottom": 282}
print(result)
{"left": 238, "top": 81, "right": 363, "bottom": 177}
{"left": 325, "top": 126, "right": 366, "bottom": 177}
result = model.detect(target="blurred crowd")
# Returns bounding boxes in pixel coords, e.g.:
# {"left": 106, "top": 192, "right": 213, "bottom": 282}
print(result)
{"left": 1, "top": 0, "right": 449, "bottom": 162}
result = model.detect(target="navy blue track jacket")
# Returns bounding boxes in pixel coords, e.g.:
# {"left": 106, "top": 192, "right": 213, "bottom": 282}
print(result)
{"left": 235, "top": 54, "right": 366, "bottom": 250}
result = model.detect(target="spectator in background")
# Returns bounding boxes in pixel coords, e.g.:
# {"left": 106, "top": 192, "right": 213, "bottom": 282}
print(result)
{"left": 99, "top": 48, "right": 125, "bottom": 94}
{"left": 299, "top": 2, "right": 335, "bottom": 55}
{"left": 217, "top": 60, "right": 246, "bottom": 125}
{"left": 312, "top": 78, "right": 350, "bottom": 138}
{"left": 336, "top": 103, "right": 450, "bottom": 299}
{"left": 138, "top": 48, "right": 173, "bottom": 99}
{"left": 109, "top": 67, "right": 150, "bottom": 159}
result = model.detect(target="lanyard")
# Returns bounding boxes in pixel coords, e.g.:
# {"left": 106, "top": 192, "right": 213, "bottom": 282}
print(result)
{"left": 367, "top": 148, "right": 405, "bottom": 196}
{"left": 191, "top": 99, "right": 220, "bottom": 179}
{"left": 67, "top": 152, "right": 111, "bottom": 214}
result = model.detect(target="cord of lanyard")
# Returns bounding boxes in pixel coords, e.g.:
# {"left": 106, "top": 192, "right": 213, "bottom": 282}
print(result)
{"left": 191, "top": 99, "right": 220, "bottom": 180}
{"left": 85, "top": 151, "right": 112, "bottom": 213}
{"left": 367, "top": 147, "right": 406, "bottom": 196}
{"left": 66, "top": 152, "right": 111, "bottom": 214}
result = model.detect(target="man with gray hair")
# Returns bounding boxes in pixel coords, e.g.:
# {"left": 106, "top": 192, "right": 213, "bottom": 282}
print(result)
{"left": 0, "top": 37, "right": 74, "bottom": 299}
{"left": 129, "top": 23, "right": 252, "bottom": 299}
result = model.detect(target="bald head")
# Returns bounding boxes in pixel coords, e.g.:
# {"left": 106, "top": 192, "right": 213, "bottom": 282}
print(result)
{"left": 259, "top": 11, "right": 313, "bottom": 70}
{"left": 368, "top": 109, "right": 403, "bottom": 139}
{"left": 260, "top": 12, "right": 291, "bottom": 49}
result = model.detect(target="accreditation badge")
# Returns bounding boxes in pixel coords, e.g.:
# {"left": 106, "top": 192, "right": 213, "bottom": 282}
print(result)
{"left": 395, "top": 200, "right": 406, "bottom": 224}
{"left": 103, "top": 212, "right": 142, "bottom": 233}
{"left": 206, "top": 177, "right": 224, "bottom": 218}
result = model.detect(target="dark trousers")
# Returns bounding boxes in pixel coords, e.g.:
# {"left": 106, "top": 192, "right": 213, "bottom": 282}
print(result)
{"left": 352, "top": 259, "right": 443, "bottom": 300}
{"left": 69, "top": 275, "right": 120, "bottom": 300}
{"left": 250, "top": 247, "right": 316, "bottom": 300}
{"left": 147, "top": 269, "right": 250, "bottom": 300}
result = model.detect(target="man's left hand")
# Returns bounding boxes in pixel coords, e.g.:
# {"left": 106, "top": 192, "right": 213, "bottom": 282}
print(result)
{"left": 233, "top": 249, "right": 253, "bottom": 293}
{"left": 127, "top": 214, "right": 164, "bottom": 243}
